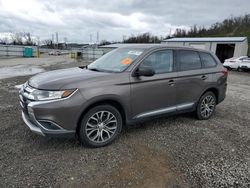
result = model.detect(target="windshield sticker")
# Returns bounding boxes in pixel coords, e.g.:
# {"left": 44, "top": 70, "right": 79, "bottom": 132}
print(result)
{"left": 121, "top": 57, "right": 132, "bottom": 65}
{"left": 128, "top": 51, "right": 143, "bottom": 56}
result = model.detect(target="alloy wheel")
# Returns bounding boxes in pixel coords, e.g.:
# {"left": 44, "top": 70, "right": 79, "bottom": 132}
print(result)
{"left": 85, "top": 111, "right": 118, "bottom": 143}
{"left": 200, "top": 95, "right": 215, "bottom": 118}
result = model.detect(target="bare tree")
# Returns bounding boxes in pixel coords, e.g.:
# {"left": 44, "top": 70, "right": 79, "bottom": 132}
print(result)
{"left": 23, "top": 33, "right": 35, "bottom": 45}
{"left": 0, "top": 37, "right": 8, "bottom": 44}
{"left": 42, "top": 39, "right": 54, "bottom": 48}
{"left": 11, "top": 32, "right": 23, "bottom": 45}
{"left": 10, "top": 32, "right": 36, "bottom": 46}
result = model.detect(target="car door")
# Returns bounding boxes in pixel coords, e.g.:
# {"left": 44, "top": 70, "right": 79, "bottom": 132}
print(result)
{"left": 174, "top": 50, "right": 206, "bottom": 110}
{"left": 130, "top": 49, "right": 177, "bottom": 119}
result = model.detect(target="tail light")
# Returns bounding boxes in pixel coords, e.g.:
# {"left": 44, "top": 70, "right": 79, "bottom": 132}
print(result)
{"left": 222, "top": 68, "right": 228, "bottom": 77}
{"left": 229, "top": 60, "right": 236, "bottom": 63}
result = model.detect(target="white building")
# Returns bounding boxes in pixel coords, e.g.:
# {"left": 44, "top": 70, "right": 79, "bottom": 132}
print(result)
{"left": 162, "top": 37, "right": 248, "bottom": 62}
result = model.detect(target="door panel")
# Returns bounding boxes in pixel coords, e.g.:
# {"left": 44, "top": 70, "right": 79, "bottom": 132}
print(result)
{"left": 130, "top": 49, "right": 178, "bottom": 118}
{"left": 175, "top": 69, "right": 205, "bottom": 105}
{"left": 175, "top": 50, "right": 206, "bottom": 107}
{"left": 130, "top": 72, "right": 177, "bottom": 118}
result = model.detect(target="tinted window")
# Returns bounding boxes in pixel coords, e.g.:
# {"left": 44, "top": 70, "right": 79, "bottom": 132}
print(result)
{"left": 242, "top": 57, "right": 250, "bottom": 61}
{"left": 239, "top": 57, "right": 247, "bottom": 60}
{"left": 178, "top": 50, "right": 202, "bottom": 71}
{"left": 200, "top": 52, "right": 217, "bottom": 68}
{"left": 140, "top": 50, "right": 173, "bottom": 74}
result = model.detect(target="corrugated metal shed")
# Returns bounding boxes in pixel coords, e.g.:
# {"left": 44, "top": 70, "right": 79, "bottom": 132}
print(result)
{"left": 162, "top": 37, "right": 248, "bottom": 62}
{"left": 162, "top": 37, "right": 247, "bottom": 42}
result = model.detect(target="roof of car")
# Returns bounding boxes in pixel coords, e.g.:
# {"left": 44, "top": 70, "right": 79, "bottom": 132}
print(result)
{"left": 100, "top": 43, "right": 156, "bottom": 48}
{"left": 100, "top": 43, "right": 212, "bottom": 53}
{"left": 122, "top": 44, "right": 209, "bottom": 51}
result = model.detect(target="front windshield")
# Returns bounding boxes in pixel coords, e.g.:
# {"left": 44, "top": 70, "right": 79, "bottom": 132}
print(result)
{"left": 88, "top": 48, "right": 144, "bottom": 72}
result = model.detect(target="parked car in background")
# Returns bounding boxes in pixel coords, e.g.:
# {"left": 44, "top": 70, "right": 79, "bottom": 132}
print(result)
{"left": 48, "top": 50, "right": 61, "bottom": 56}
{"left": 19, "top": 45, "right": 227, "bottom": 147}
{"left": 223, "top": 56, "right": 250, "bottom": 71}
{"left": 239, "top": 57, "right": 250, "bottom": 71}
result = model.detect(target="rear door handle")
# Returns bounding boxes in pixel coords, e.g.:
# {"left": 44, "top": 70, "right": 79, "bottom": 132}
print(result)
{"left": 168, "top": 79, "right": 175, "bottom": 86}
{"left": 201, "top": 75, "right": 208, "bottom": 80}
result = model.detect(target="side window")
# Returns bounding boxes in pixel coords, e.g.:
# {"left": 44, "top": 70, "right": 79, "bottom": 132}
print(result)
{"left": 140, "top": 50, "right": 173, "bottom": 74}
{"left": 200, "top": 52, "right": 217, "bottom": 68}
{"left": 239, "top": 57, "right": 246, "bottom": 60}
{"left": 177, "top": 50, "right": 202, "bottom": 71}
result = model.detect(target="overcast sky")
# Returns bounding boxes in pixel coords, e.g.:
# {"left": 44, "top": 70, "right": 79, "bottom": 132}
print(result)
{"left": 0, "top": 0, "right": 249, "bottom": 43}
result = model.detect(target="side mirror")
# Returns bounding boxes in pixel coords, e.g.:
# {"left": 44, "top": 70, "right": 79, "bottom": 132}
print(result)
{"left": 134, "top": 66, "right": 155, "bottom": 77}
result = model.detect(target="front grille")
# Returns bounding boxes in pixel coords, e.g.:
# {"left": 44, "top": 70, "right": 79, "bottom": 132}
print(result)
{"left": 19, "top": 88, "right": 32, "bottom": 119}
{"left": 19, "top": 96, "right": 28, "bottom": 114}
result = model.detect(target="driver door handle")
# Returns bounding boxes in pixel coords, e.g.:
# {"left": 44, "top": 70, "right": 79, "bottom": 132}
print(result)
{"left": 201, "top": 75, "right": 208, "bottom": 80}
{"left": 168, "top": 79, "right": 175, "bottom": 86}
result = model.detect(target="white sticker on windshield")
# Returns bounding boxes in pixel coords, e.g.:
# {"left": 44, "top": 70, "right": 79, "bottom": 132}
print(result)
{"left": 128, "top": 51, "right": 143, "bottom": 56}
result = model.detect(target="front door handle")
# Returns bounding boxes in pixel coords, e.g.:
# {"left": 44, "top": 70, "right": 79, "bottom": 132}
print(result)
{"left": 201, "top": 75, "right": 208, "bottom": 80}
{"left": 168, "top": 79, "right": 175, "bottom": 86}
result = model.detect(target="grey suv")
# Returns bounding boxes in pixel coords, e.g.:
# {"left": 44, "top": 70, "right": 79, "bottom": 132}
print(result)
{"left": 19, "top": 45, "right": 227, "bottom": 147}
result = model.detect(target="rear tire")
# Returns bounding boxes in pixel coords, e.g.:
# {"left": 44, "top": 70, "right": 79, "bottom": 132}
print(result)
{"left": 78, "top": 104, "right": 123, "bottom": 147}
{"left": 196, "top": 92, "right": 216, "bottom": 120}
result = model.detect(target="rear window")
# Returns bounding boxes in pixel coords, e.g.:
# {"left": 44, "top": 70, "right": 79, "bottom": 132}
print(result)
{"left": 177, "top": 50, "right": 202, "bottom": 71}
{"left": 200, "top": 52, "right": 217, "bottom": 68}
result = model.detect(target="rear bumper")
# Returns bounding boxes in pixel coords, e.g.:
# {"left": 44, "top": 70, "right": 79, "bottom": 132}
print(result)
{"left": 223, "top": 64, "right": 238, "bottom": 69}
{"left": 217, "top": 83, "right": 227, "bottom": 104}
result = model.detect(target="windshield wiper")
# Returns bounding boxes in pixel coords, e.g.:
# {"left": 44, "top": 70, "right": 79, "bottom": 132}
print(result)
{"left": 88, "top": 67, "right": 101, "bottom": 72}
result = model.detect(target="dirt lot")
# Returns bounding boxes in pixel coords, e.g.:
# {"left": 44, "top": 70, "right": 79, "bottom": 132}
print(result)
{"left": 0, "top": 57, "right": 250, "bottom": 187}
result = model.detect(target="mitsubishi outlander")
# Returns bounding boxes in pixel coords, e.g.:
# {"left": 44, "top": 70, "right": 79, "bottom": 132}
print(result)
{"left": 19, "top": 45, "right": 227, "bottom": 147}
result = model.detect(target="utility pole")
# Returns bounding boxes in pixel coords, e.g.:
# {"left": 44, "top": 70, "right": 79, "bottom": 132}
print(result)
{"left": 64, "top": 37, "right": 67, "bottom": 49}
{"left": 122, "top": 35, "right": 127, "bottom": 42}
{"left": 96, "top": 31, "right": 99, "bottom": 44}
{"left": 56, "top": 32, "right": 58, "bottom": 49}
{"left": 52, "top": 34, "right": 54, "bottom": 49}
{"left": 90, "top": 34, "right": 92, "bottom": 43}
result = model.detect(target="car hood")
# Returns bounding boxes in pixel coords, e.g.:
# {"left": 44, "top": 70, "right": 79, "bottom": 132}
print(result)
{"left": 28, "top": 67, "right": 111, "bottom": 90}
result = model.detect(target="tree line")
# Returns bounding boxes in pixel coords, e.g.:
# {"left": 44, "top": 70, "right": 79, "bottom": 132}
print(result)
{"left": 0, "top": 32, "right": 36, "bottom": 46}
{"left": 121, "top": 14, "right": 250, "bottom": 52}
{"left": 172, "top": 14, "right": 250, "bottom": 38}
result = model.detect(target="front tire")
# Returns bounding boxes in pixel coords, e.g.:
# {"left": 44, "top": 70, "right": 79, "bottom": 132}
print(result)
{"left": 196, "top": 92, "right": 216, "bottom": 120}
{"left": 78, "top": 105, "right": 123, "bottom": 147}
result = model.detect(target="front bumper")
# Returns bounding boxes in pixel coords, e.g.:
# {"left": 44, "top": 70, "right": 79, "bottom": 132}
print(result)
{"left": 21, "top": 110, "right": 75, "bottom": 137}
{"left": 22, "top": 111, "right": 45, "bottom": 136}
{"left": 19, "top": 85, "right": 84, "bottom": 137}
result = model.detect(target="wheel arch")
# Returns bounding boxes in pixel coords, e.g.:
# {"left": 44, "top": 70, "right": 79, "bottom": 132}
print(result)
{"left": 76, "top": 98, "right": 127, "bottom": 134}
{"left": 200, "top": 87, "right": 219, "bottom": 104}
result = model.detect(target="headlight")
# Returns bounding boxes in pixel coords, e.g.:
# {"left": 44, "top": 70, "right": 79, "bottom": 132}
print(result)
{"left": 28, "top": 89, "right": 76, "bottom": 101}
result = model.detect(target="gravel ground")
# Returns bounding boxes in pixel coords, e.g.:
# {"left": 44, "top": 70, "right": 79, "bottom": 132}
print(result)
{"left": 0, "top": 59, "right": 250, "bottom": 187}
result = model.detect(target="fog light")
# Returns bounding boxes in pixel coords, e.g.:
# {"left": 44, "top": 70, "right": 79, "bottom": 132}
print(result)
{"left": 38, "top": 120, "right": 61, "bottom": 130}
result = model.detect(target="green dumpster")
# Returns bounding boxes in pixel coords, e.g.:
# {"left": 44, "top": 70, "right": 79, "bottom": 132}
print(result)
{"left": 23, "top": 47, "right": 33, "bottom": 57}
